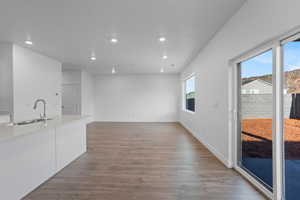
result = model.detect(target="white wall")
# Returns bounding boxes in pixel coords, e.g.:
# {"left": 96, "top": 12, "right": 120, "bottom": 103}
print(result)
{"left": 0, "top": 43, "right": 13, "bottom": 116}
{"left": 81, "top": 70, "right": 95, "bottom": 121}
{"left": 95, "top": 74, "right": 179, "bottom": 122}
{"left": 179, "top": 0, "right": 300, "bottom": 167}
{"left": 13, "top": 45, "right": 62, "bottom": 122}
{"left": 62, "top": 70, "right": 81, "bottom": 85}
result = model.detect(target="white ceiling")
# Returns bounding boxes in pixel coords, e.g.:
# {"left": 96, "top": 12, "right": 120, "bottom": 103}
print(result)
{"left": 0, "top": 0, "right": 245, "bottom": 74}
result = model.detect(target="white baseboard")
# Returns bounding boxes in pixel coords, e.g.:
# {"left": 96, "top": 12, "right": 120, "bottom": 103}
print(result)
{"left": 179, "top": 121, "right": 232, "bottom": 168}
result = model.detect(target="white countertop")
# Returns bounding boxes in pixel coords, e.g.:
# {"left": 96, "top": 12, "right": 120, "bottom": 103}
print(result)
{"left": 0, "top": 115, "right": 88, "bottom": 144}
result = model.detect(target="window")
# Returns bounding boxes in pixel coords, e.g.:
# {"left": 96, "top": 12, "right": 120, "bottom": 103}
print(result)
{"left": 283, "top": 36, "right": 300, "bottom": 200}
{"left": 184, "top": 76, "right": 195, "bottom": 112}
{"left": 239, "top": 49, "right": 273, "bottom": 190}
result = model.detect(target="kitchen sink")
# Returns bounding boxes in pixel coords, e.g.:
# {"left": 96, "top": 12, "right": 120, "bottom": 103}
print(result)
{"left": 14, "top": 118, "right": 52, "bottom": 126}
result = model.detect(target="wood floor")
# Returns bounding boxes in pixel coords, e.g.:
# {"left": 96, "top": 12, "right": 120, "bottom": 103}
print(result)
{"left": 24, "top": 122, "right": 266, "bottom": 200}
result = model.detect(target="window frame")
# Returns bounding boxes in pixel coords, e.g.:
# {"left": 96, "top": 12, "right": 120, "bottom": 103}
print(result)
{"left": 238, "top": 48, "right": 275, "bottom": 193}
{"left": 182, "top": 73, "right": 196, "bottom": 114}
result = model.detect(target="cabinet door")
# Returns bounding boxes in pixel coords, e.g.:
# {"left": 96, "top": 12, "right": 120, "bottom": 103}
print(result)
{"left": 0, "top": 129, "right": 56, "bottom": 200}
{"left": 55, "top": 120, "right": 86, "bottom": 172}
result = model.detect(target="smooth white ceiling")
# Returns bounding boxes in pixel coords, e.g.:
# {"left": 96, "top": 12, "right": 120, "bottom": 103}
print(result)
{"left": 0, "top": 0, "right": 245, "bottom": 74}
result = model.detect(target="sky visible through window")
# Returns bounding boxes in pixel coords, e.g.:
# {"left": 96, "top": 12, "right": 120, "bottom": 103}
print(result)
{"left": 241, "top": 42, "right": 300, "bottom": 78}
{"left": 186, "top": 76, "right": 195, "bottom": 94}
{"left": 284, "top": 41, "right": 300, "bottom": 72}
{"left": 241, "top": 50, "right": 272, "bottom": 78}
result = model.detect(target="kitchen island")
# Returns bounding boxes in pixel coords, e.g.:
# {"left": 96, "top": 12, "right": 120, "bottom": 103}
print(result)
{"left": 0, "top": 115, "right": 88, "bottom": 200}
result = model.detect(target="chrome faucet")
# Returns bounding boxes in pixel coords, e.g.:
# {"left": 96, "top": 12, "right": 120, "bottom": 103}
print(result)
{"left": 33, "top": 99, "right": 47, "bottom": 120}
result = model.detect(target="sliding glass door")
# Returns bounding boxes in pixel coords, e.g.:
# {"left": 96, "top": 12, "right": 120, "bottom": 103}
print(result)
{"left": 283, "top": 38, "right": 300, "bottom": 200}
{"left": 238, "top": 50, "right": 273, "bottom": 190}
{"left": 235, "top": 32, "right": 300, "bottom": 199}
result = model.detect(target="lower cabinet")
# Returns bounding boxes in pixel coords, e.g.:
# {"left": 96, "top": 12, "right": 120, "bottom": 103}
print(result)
{"left": 0, "top": 119, "right": 86, "bottom": 200}
{"left": 55, "top": 120, "right": 86, "bottom": 172}
{"left": 0, "top": 129, "right": 56, "bottom": 200}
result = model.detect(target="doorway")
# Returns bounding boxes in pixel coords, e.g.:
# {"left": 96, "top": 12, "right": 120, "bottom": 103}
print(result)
{"left": 62, "top": 84, "right": 81, "bottom": 115}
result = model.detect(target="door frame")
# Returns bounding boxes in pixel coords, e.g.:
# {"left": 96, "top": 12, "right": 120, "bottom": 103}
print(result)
{"left": 229, "top": 26, "right": 300, "bottom": 200}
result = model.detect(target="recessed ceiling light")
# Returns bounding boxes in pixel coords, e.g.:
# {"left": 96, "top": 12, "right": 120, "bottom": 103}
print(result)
{"left": 159, "top": 37, "right": 166, "bottom": 42}
{"left": 112, "top": 67, "right": 116, "bottom": 74}
{"left": 90, "top": 56, "right": 96, "bottom": 61}
{"left": 160, "top": 68, "right": 164, "bottom": 73}
{"left": 110, "top": 38, "right": 118, "bottom": 43}
{"left": 162, "top": 55, "right": 168, "bottom": 59}
{"left": 25, "top": 40, "right": 33, "bottom": 45}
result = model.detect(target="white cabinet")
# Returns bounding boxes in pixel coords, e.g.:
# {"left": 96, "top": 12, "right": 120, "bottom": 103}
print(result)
{"left": 0, "top": 118, "right": 87, "bottom": 200}
{"left": 55, "top": 120, "right": 86, "bottom": 172}
{"left": 0, "top": 129, "right": 56, "bottom": 200}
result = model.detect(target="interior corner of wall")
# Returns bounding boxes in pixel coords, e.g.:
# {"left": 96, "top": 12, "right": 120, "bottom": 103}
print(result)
{"left": 179, "top": 120, "right": 231, "bottom": 168}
